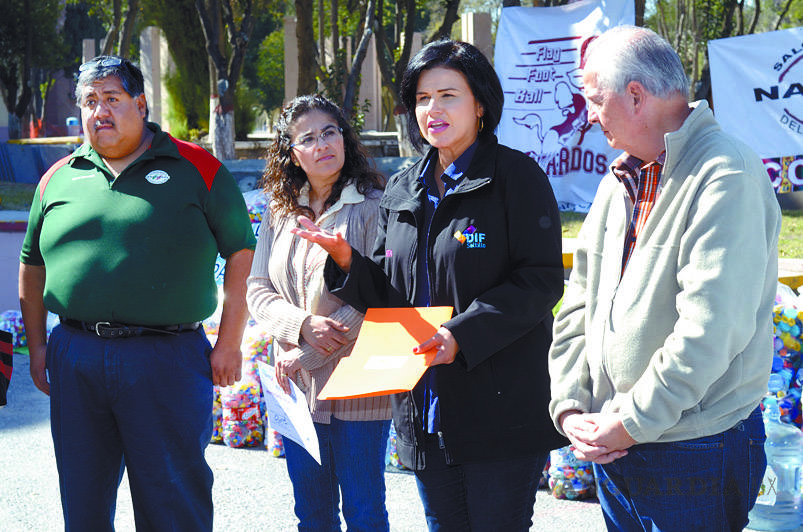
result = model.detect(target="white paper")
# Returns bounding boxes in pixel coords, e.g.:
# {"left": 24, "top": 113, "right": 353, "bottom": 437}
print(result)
{"left": 256, "top": 361, "right": 321, "bottom": 465}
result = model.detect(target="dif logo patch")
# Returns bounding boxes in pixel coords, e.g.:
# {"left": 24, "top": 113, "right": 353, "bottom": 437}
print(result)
{"left": 453, "top": 225, "right": 486, "bottom": 248}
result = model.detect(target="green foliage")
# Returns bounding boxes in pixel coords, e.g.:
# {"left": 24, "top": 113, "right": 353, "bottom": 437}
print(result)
{"left": 242, "top": 6, "right": 284, "bottom": 115}
{"left": 248, "top": 29, "right": 285, "bottom": 114}
{"left": 0, "top": 0, "right": 66, "bottom": 118}
{"left": 780, "top": 210, "right": 803, "bottom": 259}
{"left": 164, "top": 86, "right": 190, "bottom": 140}
{"left": 317, "top": 48, "right": 371, "bottom": 133}
{"left": 234, "top": 81, "right": 260, "bottom": 140}
{"left": 164, "top": 68, "right": 208, "bottom": 139}
{"left": 62, "top": 4, "right": 107, "bottom": 77}
{"left": 140, "top": 0, "right": 210, "bottom": 132}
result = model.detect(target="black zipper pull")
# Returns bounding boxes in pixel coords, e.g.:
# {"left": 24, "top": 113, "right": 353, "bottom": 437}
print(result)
{"left": 437, "top": 431, "right": 445, "bottom": 449}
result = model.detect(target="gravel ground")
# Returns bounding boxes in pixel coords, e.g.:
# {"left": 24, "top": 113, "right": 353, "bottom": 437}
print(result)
{"left": 7, "top": 352, "right": 775, "bottom": 532}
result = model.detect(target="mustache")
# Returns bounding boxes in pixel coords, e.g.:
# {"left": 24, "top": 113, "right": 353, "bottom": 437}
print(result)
{"left": 93, "top": 119, "right": 114, "bottom": 129}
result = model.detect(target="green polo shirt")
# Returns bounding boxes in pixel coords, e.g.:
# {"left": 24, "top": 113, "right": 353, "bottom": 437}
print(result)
{"left": 20, "top": 122, "right": 256, "bottom": 325}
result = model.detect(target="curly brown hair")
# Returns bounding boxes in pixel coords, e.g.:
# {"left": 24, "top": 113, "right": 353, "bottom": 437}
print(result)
{"left": 261, "top": 94, "right": 384, "bottom": 221}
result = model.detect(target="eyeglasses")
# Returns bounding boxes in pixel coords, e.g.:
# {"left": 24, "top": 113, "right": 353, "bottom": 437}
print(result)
{"left": 290, "top": 126, "right": 343, "bottom": 149}
{"left": 79, "top": 57, "right": 124, "bottom": 72}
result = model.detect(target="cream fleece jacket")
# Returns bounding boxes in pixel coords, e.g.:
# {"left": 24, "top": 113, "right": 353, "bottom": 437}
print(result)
{"left": 549, "top": 101, "right": 782, "bottom": 443}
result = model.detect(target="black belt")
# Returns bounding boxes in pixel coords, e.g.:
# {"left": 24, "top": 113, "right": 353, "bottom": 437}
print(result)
{"left": 60, "top": 317, "right": 201, "bottom": 339}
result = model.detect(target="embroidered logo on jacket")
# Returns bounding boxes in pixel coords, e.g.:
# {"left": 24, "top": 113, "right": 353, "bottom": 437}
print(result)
{"left": 145, "top": 170, "right": 170, "bottom": 185}
{"left": 453, "top": 225, "right": 486, "bottom": 248}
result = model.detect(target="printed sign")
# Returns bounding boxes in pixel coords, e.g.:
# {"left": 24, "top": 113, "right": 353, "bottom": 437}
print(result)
{"left": 495, "top": 0, "right": 635, "bottom": 211}
{"left": 709, "top": 27, "right": 803, "bottom": 193}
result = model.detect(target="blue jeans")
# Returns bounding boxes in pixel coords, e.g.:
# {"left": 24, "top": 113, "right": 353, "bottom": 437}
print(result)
{"left": 594, "top": 407, "right": 766, "bottom": 532}
{"left": 283, "top": 417, "right": 391, "bottom": 532}
{"left": 414, "top": 432, "right": 549, "bottom": 532}
{"left": 47, "top": 325, "right": 215, "bottom": 532}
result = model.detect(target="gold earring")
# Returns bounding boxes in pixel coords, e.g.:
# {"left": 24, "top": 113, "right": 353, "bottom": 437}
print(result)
{"left": 479, "top": 116, "right": 484, "bottom": 132}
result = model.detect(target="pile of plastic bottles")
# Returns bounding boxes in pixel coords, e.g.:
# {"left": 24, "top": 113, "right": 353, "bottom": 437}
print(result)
{"left": 748, "top": 284, "right": 803, "bottom": 532}
{"left": 0, "top": 310, "right": 60, "bottom": 348}
{"left": 768, "top": 284, "right": 803, "bottom": 427}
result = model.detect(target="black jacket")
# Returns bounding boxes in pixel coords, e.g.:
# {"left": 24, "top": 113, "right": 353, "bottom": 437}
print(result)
{"left": 325, "top": 135, "right": 568, "bottom": 468}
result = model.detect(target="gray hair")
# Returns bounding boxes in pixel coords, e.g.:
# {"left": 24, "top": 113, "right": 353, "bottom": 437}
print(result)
{"left": 584, "top": 25, "right": 689, "bottom": 99}
{"left": 75, "top": 56, "right": 149, "bottom": 119}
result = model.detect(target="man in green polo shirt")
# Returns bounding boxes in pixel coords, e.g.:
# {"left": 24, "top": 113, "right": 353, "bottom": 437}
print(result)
{"left": 18, "top": 55, "right": 255, "bottom": 531}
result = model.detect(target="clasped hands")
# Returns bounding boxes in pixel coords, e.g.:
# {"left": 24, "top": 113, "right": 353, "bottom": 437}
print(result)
{"left": 290, "top": 215, "right": 460, "bottom": 367}
{"left": 559, "top": 411, "right": 636, "bottom": 464}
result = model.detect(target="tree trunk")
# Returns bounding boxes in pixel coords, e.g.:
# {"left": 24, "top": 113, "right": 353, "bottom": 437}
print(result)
{"left": 343, "top": 0, "right": 376, "bottom": 119}
{"left": 331, "top": 0, "right": 339, "bottom": 59}
{"left": 774, "top": 0, "right": 795, "bottom": 31}
{"left": 7, "top": 114, "right": 22, "bottom": 140}
{"left": 117, "top": 0, "right": 141, "bottom": 58}
{"left": 211, "top": 97, "right": 236, "bottom": 160}
{"left": 635, "top": 0, "right": 645, "bottom": 26}
{"left": 296, "top": 0, "right": 318, "bottom": 95}
{"left": 102, "top": 0, "right": 123, "bottom": 55}
{"left": 373, "top": 0, "right": 414, "bottom": 155}
{"left": 428, "top": 0, "right": 460, "bottom": 43}
{"left": 15, "top": 0, "right": 33, "bottom": 139}
{"left": 196, "top": 0, "right": 255, "bottom": 159}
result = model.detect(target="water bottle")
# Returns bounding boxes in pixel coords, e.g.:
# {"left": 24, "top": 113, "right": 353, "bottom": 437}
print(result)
{"left": 748, "top": 396, "right": 803, "bottom": 531}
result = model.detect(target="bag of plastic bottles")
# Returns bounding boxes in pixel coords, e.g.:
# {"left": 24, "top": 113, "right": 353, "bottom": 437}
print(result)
{"left": 748, "top": 395, "right": 803, "bottom": 531}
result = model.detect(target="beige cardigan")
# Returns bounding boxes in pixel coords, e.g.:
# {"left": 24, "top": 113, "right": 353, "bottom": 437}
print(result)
{"left": 246, "top": 182, "right": 391, "bottom": 423}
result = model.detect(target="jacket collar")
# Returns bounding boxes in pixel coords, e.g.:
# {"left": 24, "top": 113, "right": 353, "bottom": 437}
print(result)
{"left": 69, "top": 122, "right": 177, "bottom": 170}
{"left": 298, "top": 180, "right": 364, "bottom": 209}
{"left": 662, "top": 100, "right": 718, "bottom": 178}
{"left": 385, "top": 134, "right": 499, "bottom": 210}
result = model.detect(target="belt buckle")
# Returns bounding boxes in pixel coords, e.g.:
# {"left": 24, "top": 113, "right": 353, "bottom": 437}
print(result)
{"left": 94, "top": 321, "right": 112, "bottom": 338}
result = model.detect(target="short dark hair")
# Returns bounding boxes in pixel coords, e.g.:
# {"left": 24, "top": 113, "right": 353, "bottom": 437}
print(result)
{"left": 262, "top": 94, "right": 384, "bottom": 220}
{"left": 75, "top": 55, "right": 149, "bottom": 119}
{"left": 399, "top": 40, "right": 503, "bottom": 152}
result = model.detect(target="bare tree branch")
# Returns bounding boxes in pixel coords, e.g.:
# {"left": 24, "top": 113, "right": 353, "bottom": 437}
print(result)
{"left": 774, "top": 0, "right": 795, "bottom": 30}
{"left": 195, "top": 0, "right": 227, "bottom": 73}
{"left": 344, "top": 0, "right": 376, "bottom": 118}
{"left": 747, "top": 0, "right": 760, "bottom": 34}
{"left": 117, "top": 0, "right": 140, "bottom": 58}
{"left": 427, "top": 0, "right": 460, "bottom": 43}
{"left": 102, "top": 0, "right": 123, "bottom": 55}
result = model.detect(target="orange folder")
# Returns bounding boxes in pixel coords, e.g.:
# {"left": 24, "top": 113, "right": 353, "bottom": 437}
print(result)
{"left": 317, "top": 306, "right": 454, "bottom": 400}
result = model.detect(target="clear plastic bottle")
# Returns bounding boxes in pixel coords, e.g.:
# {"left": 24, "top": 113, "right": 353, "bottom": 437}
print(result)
{"left": 748, "top": 396, "right": 803, "bottom": 531}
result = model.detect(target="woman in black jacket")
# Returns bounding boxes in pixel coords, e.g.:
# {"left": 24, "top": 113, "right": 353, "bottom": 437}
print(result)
{"left": 293, "top": 40, "right": 567, "bottom": 531}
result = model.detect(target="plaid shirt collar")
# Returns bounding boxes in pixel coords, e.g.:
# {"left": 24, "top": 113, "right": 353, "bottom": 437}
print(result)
{"left": 611, "top": 151, "right": 667, "bottom": 203}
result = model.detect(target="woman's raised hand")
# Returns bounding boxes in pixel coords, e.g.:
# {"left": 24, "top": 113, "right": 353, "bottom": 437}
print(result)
{"left": 291, "top": 215, "right": 353, "bottom": 272}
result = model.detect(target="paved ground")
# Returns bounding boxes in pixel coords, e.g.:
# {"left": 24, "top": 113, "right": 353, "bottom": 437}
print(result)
{"left": 1, "top": 354, "right": 609, "bottom": 532}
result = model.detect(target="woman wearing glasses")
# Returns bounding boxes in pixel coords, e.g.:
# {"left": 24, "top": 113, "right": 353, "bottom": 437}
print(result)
{"left": 246, "top": 95, "right": 391, "bottom": 532}
{"left": 292, "top": 41, "right": 567, "bottom": 530}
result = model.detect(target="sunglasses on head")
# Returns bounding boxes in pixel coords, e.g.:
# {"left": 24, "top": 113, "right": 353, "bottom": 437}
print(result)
{"left": 79, "top": 57, "right": 125, "bottom": 72}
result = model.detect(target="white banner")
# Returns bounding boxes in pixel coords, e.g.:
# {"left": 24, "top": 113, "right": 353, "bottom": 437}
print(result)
{"left": 709, "top": 28, "right": 803, "bottom": 193}
{"left": 495, "top": 0, "right": 634, "bottom": 212}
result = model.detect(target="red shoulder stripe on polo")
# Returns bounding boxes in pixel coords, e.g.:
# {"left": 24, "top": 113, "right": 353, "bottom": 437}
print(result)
{"left": 39, "top": 155, "right": 74, "bottom": 201}
{"left": 171, "top": 136, "right": 222, "bottom": 191}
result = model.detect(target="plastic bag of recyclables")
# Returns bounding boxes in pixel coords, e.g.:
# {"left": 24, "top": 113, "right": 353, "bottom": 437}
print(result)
{"left": 766, "top": 282, "right": 803, "bottom": 427}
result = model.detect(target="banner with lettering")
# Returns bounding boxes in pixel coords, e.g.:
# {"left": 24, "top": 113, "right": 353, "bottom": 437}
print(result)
{"left": 495, "top": 0, "right": 634, "bottom": 212}
{"left": 709, "top": 28, "right": 803, "bottom": 193}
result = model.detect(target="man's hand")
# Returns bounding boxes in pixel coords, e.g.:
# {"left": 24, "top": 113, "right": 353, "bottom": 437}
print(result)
{"left": 413, "top": 326, "right": 459, "bottom": 366}
{"left": 19, "top": 263, "right": 49, "bottom": 396}
{"left": 213, "top": 248, "right": 253, "bottom": 388}
{"left": 209, "top": 344, "right": 243, "bottom": 387}
{"left": 560, "top": 411, "right": 634, "bottom": 464}
{"left": 28, "top": 344, "right": 50, "bottom": 396}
